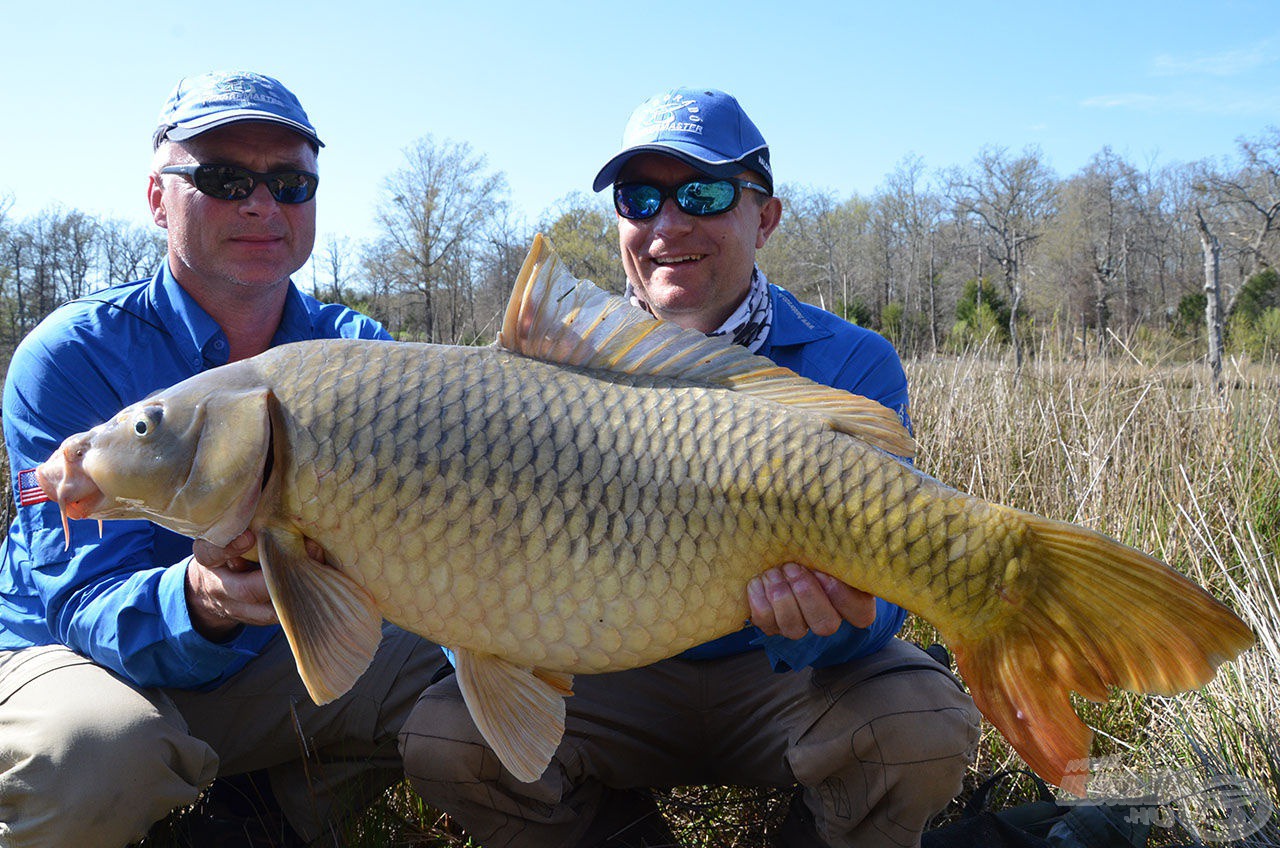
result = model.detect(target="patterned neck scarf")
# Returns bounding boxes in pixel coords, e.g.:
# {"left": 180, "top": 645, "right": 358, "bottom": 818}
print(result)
{"left": 709, "top": 266, "right": 773, "bottom": 353}
{"left": 624, "top": 265, "right": 774, "bottom": 353}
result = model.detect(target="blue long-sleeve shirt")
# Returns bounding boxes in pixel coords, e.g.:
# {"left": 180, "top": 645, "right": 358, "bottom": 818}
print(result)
{"left": 0, "top": 264, "right": 390, "bottom": 689}
{"left": 677, "top": 283, "right": 913, "bottom": 671}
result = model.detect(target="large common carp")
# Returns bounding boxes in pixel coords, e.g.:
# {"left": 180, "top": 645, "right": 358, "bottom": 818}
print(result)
{"left": 36, "top": 235, "right": 1252, "bottom": 793}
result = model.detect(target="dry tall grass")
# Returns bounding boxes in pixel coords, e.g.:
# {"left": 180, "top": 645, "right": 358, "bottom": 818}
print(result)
{"left": 906, "top": 345, "right": 1279, "bottom": 845}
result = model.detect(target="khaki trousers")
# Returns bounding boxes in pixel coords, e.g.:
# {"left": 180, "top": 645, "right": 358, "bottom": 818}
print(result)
{"left": 401, "top": 638, "right": 981, "bottom": 848}
{"left": 0, "top": 625, "right": 446, "bottom": 848}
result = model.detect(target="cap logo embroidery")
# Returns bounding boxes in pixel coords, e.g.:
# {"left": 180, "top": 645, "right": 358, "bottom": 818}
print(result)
{"left": 639, "top": 94, "right": 704, "bottom": 136}
{"left": 225, "top": 78, "right": 290, "bottom": 109}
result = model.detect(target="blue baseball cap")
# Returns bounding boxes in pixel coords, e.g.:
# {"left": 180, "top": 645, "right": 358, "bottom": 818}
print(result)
{"left": 593, "top": 87, "right": 772, "bottom": 193}
{"left": 152, "top": 71, "right": 323, "bottom": 150}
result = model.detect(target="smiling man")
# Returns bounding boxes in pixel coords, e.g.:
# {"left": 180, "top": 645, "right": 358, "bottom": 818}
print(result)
{"left": 0, "top": 71, "right": 445, "bottom": 848}
{"left": 405, "top": 88, "right": 982, "bottom": 848}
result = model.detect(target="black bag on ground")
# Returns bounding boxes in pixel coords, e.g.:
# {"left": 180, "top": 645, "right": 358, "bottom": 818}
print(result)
{"left": 922, "top": 770, "right": 1153, "bottom": 848}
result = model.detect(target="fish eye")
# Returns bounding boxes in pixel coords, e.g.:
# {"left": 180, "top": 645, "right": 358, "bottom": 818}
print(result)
{"left": 132, "top": 406, "right": 163, "bottom": 439}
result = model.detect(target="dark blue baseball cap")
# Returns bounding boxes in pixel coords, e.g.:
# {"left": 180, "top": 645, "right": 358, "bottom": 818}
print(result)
{"left": 593, "top": 87, "right": 772, "bottom": 193}
{"left": 152, "top": 71, "right": 323, "bottom": 150}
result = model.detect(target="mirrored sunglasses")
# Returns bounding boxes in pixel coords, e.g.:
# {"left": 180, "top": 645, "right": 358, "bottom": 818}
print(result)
{"left": 160, "top": 164, "right": 319, "bottom": 204}
{"left": 613, "top": 178, "right": 770, "bottom": 220}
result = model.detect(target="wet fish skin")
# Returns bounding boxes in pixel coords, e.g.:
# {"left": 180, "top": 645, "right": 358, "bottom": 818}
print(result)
{"left": 256, "top": 339, "right": 904, "bottom": 672}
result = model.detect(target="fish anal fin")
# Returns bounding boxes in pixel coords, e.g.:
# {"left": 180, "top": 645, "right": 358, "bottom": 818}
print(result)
{"left": 257, "top": 527, "right": 382, "bottom": 705}
{"left": 453, "top": 648, "right": 571, "bottom": 783}
{"left": 498, "top": 235, "right": 914, "bottom": 457}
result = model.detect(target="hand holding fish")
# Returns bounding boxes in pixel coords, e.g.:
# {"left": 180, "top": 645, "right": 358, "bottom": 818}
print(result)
{"left": 748, "top": 563, "right": 877, "bottom": 638}
{"left": 186, "top": 530, "right": 278, "bottom": 639}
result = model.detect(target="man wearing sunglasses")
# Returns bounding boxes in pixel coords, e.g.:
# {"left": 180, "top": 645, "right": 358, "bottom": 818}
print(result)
{"left": 407, "top": 88, "right": 980, "bottom": 848}
{"left": 0, "top": 71, "right": 445, "bottom": 847}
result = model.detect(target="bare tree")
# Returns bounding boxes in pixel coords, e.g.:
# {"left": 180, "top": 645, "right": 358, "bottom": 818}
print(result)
{"left": 1201, "top": 127, "right": 1280, "bottom": 281}
{"left": 1049, "top": 148, "right": 1146, "bottom": 352}
{"left": 1194, "top": 207, "right": 1225, "bottom": 396}
{"left": 100, "top": 219, "right": 166, "bottom": 286}
{"left": 947, "top": 146, "right": 1057, "bottom": 368}
{"left": 472, "top": 206, "right": 530, "bottom": 341}
{"left": 54, "top": 210, "right": 99, "bottom": 299}
{"left": 13, "top": 214, "right": 63, "bottom": 321}
{"left": 313, "top": 234, "right": 357, "bottom": 305}
{"left": 365, "top": 136, "right": 509, "bottom": 341}
{"left": 761, "top": 187, "right": 873, "bottom": 321}
{"left": 1128, "top": 160, "right": 1198, "bottom": 327}
{"left": 874, "top": 155, "right": 946, "bottom": 351}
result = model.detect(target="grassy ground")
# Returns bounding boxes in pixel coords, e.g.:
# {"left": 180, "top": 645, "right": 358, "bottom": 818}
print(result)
{"left": 13, "top": 344, "right": 1280, "bottom": 846}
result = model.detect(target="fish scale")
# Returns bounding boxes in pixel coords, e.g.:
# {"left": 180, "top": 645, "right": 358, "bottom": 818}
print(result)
{"left": 36, "top": 234, "right": 1253, "bottom": 790}
{"left": 255, "top": 339, "right": 987, "bottom": 674}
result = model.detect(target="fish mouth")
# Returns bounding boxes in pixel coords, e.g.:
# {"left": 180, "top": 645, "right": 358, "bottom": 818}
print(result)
{"left": 35, "top": 436, "right": 105, "bottom": 519}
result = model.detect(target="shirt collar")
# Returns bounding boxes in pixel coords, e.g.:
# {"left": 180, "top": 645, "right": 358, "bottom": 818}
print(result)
{"left": 149, "top": 262, "right": 311, "bottom": 369}
{"left": 272, "top": 284, "right": 318, "bottom": 345}
{"left": 760, "top": 285, "right": 833, "bottom": 350}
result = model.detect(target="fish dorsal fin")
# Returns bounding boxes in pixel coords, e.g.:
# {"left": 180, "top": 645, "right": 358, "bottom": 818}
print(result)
{"left": 452, "top": 648, "right": 573, "bottom": 783}
{"left": 499, "top": 234, "right": 915, "bottom": 458}
{"left": 256, "top": 527, "right": 383, "bottom": 705}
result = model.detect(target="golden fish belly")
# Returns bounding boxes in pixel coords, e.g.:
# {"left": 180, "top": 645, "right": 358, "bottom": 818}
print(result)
{"left": 260, "top": 341, "right": 1014, "bottom": 673}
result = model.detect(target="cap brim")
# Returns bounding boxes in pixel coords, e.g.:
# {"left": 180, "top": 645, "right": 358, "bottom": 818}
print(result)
{"left": 592, "top": 142, "right": 758, "bottom": 192}
{"left": 159, "top": 111, "right": 324, "bottom": 148}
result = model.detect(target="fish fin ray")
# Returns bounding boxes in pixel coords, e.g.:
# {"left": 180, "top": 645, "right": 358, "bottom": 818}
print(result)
{"left": 498, "top": 235, "right": 914, "bottom": 457}
{"left": 951, "top": 634, "right": 1094, "bottom": 796}
{"left": 948, "top": 508, "right": 1254, "bottom": 793}
{"left": 452, "top": 648, "right": 569, "bottom": 783}
{"left": 257, "top": 528, "right": 382, "bottom": 705}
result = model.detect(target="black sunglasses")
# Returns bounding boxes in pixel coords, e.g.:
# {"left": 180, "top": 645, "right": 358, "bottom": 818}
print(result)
{"left": 160, "top": 164, "right": 319, "bottom": 204}
{"left": 613, "top": 178, "right": 770, "bottom": 220}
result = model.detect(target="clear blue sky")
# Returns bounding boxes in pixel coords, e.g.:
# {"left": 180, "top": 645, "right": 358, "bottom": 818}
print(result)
{"left": 3, "top": 0, "right": 1277, "bottom": 253}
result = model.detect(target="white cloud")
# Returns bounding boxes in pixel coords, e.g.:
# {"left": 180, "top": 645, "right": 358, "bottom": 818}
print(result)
{"left": 1151, "top": 40, "right": 1277, "bottom": 77}
{"left": 1081, "top": 90, "right": 1280, "bottom": 115}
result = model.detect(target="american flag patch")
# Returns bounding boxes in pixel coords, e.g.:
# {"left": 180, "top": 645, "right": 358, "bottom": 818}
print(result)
{"left": 17, "top": 468, "right": 51, "bottom": 506}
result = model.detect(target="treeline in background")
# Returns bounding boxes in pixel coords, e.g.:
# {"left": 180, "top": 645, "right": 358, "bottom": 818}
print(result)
{"left": 2, "top": 127, "right": 1279, "bottom": 371}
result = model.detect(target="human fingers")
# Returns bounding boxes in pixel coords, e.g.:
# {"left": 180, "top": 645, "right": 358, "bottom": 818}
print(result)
{"left": 747, "top": 574, "right": 778, "bottom": 634}
{"left": 192, "top": 530, "right": 257, "bottom": 571}
{"left": 749, "top": 566, "right": 809, "bottom": 640}
{"left": 813, "top": 571, "right": 878, "bottom": 629}
{"left": 185, "top": 556, "right": 277, "bottom": 639}
{"left": 780, "top": 562, "right": 845, "bottom": 637}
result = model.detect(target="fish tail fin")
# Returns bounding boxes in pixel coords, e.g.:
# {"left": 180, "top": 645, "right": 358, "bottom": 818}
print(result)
{"left": 947, "top": 511, "right": 1254, "bottom": 795}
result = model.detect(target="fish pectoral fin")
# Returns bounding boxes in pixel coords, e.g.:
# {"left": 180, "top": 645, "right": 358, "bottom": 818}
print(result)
{"left": 257, "top": 528, "right": 382, "bottom": 705}
{"left": 452, "top": 648, "right": 572, "bottom": 784}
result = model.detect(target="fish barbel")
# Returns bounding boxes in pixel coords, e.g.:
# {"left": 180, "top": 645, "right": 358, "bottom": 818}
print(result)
{"left": 36, "top": 235, "right": 1253, "bottom": 793}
